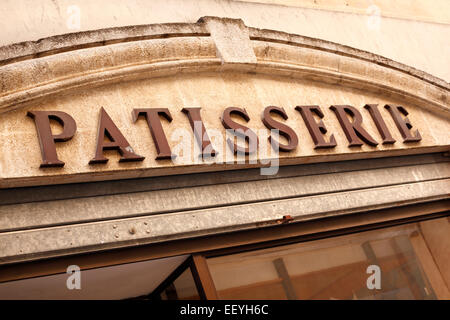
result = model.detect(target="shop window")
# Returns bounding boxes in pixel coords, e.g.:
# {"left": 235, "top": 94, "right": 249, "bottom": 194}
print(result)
{"left": 0, "top": 255, "right": 190, "bottom": 300}
{"left": 158, "top": 267, "right": 201, "bottom": 300}
{"left": 207, "top": 221, "right": 447, "bottom": 300}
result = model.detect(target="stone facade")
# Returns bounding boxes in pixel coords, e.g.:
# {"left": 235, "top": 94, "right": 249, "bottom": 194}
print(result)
{"left": 0, "top": 1, "right": 448, "bottom": 267}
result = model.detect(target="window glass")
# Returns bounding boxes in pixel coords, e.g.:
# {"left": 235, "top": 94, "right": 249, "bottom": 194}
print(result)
{"left": 0, "top": 255, "right": 188, "bottom": 300}
{"left": 207, "top": 223, "right": 440, "bottom": 300}
{"left": 160, "top": 268, "right": 200, "bottom": 300}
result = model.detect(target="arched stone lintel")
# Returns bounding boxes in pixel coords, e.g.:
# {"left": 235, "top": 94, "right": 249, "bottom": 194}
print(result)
{"left": 0, "top": 16, "right": 448, "bottom": 116}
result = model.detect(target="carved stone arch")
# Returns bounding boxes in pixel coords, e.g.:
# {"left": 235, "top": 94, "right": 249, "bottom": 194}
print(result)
{"left": 0, "top": 16, "right": 449, "bottom": 189}
{"left": 0, "top": 16, "right": 448, "bottom": 115}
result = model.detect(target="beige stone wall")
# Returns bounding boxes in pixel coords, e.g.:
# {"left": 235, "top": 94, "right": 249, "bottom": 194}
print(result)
{"left": 0, "top": 18, "right": 448, "bottom": 188}
{"left": 1, "top": 71, "right": 449, "bottom": 188}
{"left": 240, "top": 0, "right": 450, "bottom": 24}
{"left": 1, "top": 0, "right": 449, "bottom": 81}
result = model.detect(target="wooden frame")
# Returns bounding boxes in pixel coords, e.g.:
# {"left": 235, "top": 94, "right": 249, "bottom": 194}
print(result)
{"left": 146, "top": 257, "right": 194, "bottom": 300}
{"left": 145, "top": 255, "right": 218, "bottom": 300}
{"left": 191, "top": 255, "right": 219, "bottom": 300}
{"left": 409, "top": 230, "right": 450, "bottom": 299}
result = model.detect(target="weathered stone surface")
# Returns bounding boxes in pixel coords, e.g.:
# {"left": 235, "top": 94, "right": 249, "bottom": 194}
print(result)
{"left": 0, "top": 12, "right": 448, "bottom": 266}
{"left": 1, "top": 162, "right": 448, "bottom": 232}
{"left": 1, "top": 0, "right": 449, "bottom": 81}
{"left": 0, "top": 179, "right": 448, "bottom": 264}
{"left": 200, "top": 16, "right": 257, "bottom": 65}
{"left": 0, "top": 18, "right": 448, "bottom": 188}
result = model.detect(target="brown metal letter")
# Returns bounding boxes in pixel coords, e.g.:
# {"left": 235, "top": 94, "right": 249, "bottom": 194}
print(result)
{"left": 296, "top": 105, "right": 336, "bottom": 149}
{"left": 385, "top": 105, "right": 422, "bottom": 142}
{"left": 90, "top": 107, "right": 145, "bottom": 164}
{"left": 330, "top": 105, "right": 378, "bottom": 147}
{"left": 132, "top": 108, "right": 174, "bottom": 160}
{"left": 364, "top": 104, "right": 396, "bottom": 144}
{"left": 262, "top": 106, "right": 298, "bottom": 152}
{"left": 27, "top": 111, "right": 77, "bottom": 167}
{"left": 221, "top": 107, "right": 258, "bottom": 155}
{"left": 182, "top": 107, "right": 217, "bottom": 158}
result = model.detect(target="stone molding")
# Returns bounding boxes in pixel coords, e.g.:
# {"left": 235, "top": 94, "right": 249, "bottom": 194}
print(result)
{"left": 0, "top": 16, "right": 448, "bottom": 116}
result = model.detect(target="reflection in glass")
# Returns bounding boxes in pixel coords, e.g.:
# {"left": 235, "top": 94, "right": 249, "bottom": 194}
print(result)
{"left": 160, "top": 268, "right": 200, "bottom": 300}
{"left": 208, "top": 224, "right": 438, "bottom": 300}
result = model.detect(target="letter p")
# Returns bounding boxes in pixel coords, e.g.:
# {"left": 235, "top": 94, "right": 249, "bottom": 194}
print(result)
{"left": 27, "top": 111, "right": 77, "bottom": 167}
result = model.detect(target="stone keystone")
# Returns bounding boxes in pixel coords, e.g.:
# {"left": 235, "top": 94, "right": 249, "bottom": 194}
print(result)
{"left": 198, "top": 16, "right": 257, "bottom": 65}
